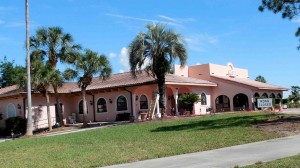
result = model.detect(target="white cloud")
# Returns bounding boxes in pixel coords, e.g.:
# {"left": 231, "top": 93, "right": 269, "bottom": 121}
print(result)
{"left": 105, "top": 13, "right": 180, "bottom": 27}
{"left": 185, "top": 34, "right": 219, "bottom": 52}
{"left": 118, "top": 47, "right": 130, "bottom": 72}
{"left": 292, "top": 18, "right": 300, "bottom": 23}
{"left": 109, "top": 52, "right": 117, "bottom": 58}
{"left": 196, "top": 62, "right": 201, "bottom": 65}
{"left": 157, "top": 14, "right": 195, "bottom": 23}
{"left": 119, "top": 69, "right": 124, "bottom": 73}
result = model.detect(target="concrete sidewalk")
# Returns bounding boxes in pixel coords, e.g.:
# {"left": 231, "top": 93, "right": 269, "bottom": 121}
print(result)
{"left": 104, "top": 134, "right": 300, "bottom": 168}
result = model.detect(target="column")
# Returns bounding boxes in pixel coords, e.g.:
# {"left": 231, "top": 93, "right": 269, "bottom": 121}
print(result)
{"left": 175, "top": 88, "right": 179, "bottom": 115}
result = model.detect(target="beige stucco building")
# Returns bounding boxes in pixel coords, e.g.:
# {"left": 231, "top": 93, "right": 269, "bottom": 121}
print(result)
{"left": 0, "top": 63, "right": 287, "bottom": 130}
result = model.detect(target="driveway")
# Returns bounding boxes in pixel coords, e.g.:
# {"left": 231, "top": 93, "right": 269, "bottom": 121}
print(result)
{"left": 280, "top": 108, "right": 300, "bottom": 115}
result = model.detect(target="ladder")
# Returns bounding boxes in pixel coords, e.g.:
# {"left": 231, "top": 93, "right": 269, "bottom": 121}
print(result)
{"left": 147, "top": 94, "right": 159, "bottom": 120}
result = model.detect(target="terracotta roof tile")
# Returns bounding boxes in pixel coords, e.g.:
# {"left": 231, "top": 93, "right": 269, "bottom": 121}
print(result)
{"left": 211, "top": 75, "right": 288, "bottom": 91}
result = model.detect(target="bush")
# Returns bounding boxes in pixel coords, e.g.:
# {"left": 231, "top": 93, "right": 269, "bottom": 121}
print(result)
{"left": 4, "top": 117, "right": 27, "bottom": 136}
{"left": 288, "top": 102, "right": 300, "bottom": 108}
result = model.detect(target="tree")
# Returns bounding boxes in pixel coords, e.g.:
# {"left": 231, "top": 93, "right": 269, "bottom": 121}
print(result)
{"left": 64, "top": 49, "right": 111, "bottom": 126}
{"left": 30, "top": 26, "right": 81, "bottom": 126}
{"left": 259, "top": 0, "right": 300, "bottom": 48}
{"left": 128, "top": 23, "right": 187, "bottom": 117}
{"left": 31, "top": 50, "right": 63, "bottom": 131}
{"left": 25, "top": 0, "right": 33, "bottom": 136}
{"left": 0, "top": 57, "right": 26, "bottom": 88}
{"left": 255, "top": 75, "right": 267, "bottom": 83}
{"left": 288, "top": 86, "right": 300, "bottom": 102}
{"left": 178, "top": 93, "right": 200, "bottom": 114}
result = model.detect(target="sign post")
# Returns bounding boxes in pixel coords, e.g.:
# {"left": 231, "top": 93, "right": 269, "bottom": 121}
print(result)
{"left": 257, "top": 98, "right": 273, "bottom": 108}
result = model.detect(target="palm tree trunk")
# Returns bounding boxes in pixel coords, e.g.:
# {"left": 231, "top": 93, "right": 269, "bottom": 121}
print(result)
{"left": 82, "top": 87, "right": 88, "bottom": 127}
{"left": 45, "top": 90, "right": 52, "bottom": 131}
{"left": 25, "top": 0, "right": 33, "bottom": 136}
{"left": 157, "top": 76, "right": 166, "bottom": 117}
{"left": 54, "top": 87, "right": 64, "bottom": 126}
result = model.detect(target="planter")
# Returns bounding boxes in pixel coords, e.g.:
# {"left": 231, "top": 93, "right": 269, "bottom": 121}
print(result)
{"left": 140, "top": 113, "right": 147, "bottom": 122}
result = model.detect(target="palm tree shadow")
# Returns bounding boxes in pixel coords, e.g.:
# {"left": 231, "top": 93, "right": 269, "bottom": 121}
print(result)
{"left": 151, "top": 114, "right": 275, "bottom": 132}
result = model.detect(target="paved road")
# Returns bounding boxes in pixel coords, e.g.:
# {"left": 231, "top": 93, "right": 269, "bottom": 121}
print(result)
{"left": 280, "top": 108, "right": 300, "bottom": 115}
{"left": 103, "top": 134, "right": 300, "bottom": 168}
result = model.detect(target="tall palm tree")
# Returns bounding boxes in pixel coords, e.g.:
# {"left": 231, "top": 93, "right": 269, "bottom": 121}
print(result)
{"left": 30, "top": 27, "right": 81, "bottom": 126}
{"left": 31, "top": 50, "right": 63, "bottom": 131}
{"left": 25, "top": 0, "right": 33, "bottom": 136}
{"left": 64, "top": 49, "right": 111, "bottom": 126}
{"left": 128, "top": 23, "right": 187, "bottom": 117}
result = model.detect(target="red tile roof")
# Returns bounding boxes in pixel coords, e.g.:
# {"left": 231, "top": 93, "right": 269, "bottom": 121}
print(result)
{"left": 211, "top": 75, "right": 288, "bottom": 91}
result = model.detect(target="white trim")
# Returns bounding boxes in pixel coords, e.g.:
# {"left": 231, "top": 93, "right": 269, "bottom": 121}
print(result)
{"left": 96, "top": 97, "right": 108, "bottom": 114}
{"left": 116, "top": 95, "right": 128, "bottom": 112}
{"left": 139, "top": 94, "right": 149, "bottom": 111}
{"left": 6, "top": 103, "right": 16, "bottom": 118}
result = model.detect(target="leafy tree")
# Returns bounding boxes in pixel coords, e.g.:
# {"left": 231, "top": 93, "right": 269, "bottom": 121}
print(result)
{"left": 255, "top": 75, "right": 267, "bottom": 83}
{"left": 31, "top": 50, "right": 63, "bottom": 131}
{"left": 0, "top": 57, "right": 26, "bottom": 88}
{"left": 30, "top": 26, "right": 81, "bottom": 126}
{"left": 64, "top": 49, "right": 111, "bottom": 126}
{"left": 259, "top": 0, "right": 300, "bottom": 48}
{"left": 288, "top": 86, "right": 300, "bottom": 102}
{"left": 178, "top": 93, "right": 200, "bottom": 114}
{"left": 128, "top": 23, "right": 187, "bottom": 117}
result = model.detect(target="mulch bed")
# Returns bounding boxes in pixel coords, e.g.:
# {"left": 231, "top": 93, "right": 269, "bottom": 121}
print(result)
{"left": 254, "top": 116, "right": 300, "bottom": 136}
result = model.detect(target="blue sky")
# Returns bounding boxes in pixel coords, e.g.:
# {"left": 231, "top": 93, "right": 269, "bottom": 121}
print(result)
{"left": 0, "top": 0, "right": 299, "bottom": 97}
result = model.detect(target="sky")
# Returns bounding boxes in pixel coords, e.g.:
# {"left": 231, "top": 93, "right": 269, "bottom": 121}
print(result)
{"left": 0, "top": 0, "right": 299, "bottom": 97}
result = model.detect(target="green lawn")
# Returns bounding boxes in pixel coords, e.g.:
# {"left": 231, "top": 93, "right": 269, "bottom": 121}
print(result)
{"left": 0, "top": 112, "right": 284, "bottom": 168}
{"left": 244, "top": 154, "right": 300, "bottom": 168}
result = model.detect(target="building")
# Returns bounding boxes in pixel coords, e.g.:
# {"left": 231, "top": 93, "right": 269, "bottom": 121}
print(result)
{"left": 0, "top": 63, "right": 287, "bottom": 130}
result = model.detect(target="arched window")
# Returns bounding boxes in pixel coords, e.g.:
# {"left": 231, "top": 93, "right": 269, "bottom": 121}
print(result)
{"left": 262, "top": 93, "right": 268, "bottom": 98}
{"left": 139, "top": 95, "right": 148, "bottom": 110}
{"left": 7, "top": 104, "right": 16, "bottom": 118}
{"left": 97, "top": 98, "right": 107, "bottom": 113}
{"left": 117, "top": 96, "right": 127, "bottom": 111}
{"left": 78, "top": 100, "right": 88, "bottom": 114}
{"left": 277, "top": 93, "right": 282, "bottom": 98}
{"left": 269, "top": 93, "right": 275, "bottom": 98}
{"left": 201, "top": 93, "right": 207, "bottom": 105}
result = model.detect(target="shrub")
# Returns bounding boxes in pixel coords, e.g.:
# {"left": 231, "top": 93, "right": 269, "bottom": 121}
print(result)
{"left": 5, "top": 117, "right": 27, "bottom": 136}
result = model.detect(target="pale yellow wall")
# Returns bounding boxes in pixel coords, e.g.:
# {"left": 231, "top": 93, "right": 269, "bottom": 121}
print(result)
{"left": 174, "top": 64, "right": 189, "bottom": 77}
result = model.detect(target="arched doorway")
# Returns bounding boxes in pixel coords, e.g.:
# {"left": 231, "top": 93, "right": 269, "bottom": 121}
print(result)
{"left": 233, "top": 94, "right": 249, "bottom": 111}
{"left": 277, "top": 93, "right": 282, "bottom": 98}
{"left": 269, "top": 93, "right": 275, "bottom": 98}
{"left": 215, "top": 95, "right": 230, "bottom": 112}
{"left": 262, "top": 93, "right": 268, "bottom": 98}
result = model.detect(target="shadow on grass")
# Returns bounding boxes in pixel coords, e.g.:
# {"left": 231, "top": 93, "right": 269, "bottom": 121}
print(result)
{"left": 151, "top": 114, "right": 277, "bottom": 132}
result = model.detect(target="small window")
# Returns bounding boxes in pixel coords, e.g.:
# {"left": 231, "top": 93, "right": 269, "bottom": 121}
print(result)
{"left": 97, "top": 98, "right": 107, "bottom": 113}
{"left": 78, "top": 100, "right": 88, "bottom": 114}
{"left": 140, "top": 95, "right": 148, "bottom": 109}
{"left": 201, "top": 93, "right": 207, "bottom": 105}
{"left": 117, "top": 96, "right": 127, "bottom": 111}
{"left": 7, "top": 104, "right": 16, "bottom": 118}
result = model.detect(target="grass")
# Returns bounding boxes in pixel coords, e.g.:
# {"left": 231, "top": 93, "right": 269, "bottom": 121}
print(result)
{"left": 244, "top": 154, "right": 300, "bottom": 168}
{"left": 0, "top": 112, "right": 285, "bottom": 168}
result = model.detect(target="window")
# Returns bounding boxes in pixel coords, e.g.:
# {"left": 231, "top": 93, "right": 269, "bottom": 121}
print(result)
{"left": 78, "top": 100, "right": 88, "bottom": 114}
{"left": 97, "top": 98, "right": 107, "bottom": 113}
{"left": 117, "top": 96, "right": 127, "bottom": 111}
{"left": 139, "top": 95, "right": 148, "bottom": 109}
{"left": 201, "top": 93, "right": 207, "bottom": 105}
{"left": 7, "top": 104, "right": 16, "bottom": 118}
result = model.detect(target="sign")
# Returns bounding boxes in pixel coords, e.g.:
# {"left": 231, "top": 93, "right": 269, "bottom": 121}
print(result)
{"left": 257, "top": 98, "right": 272, "bottom": 108}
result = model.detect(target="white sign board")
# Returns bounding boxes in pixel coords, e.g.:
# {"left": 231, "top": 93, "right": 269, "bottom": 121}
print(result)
{"left": 257, "top": 98, "right": 273, "bottom": 108}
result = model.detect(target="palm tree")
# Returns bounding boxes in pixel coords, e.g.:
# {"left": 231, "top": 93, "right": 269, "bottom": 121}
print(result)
{"left": 255, "top": 75, "right": 267, "bottom": 83}
{"left": 31, "top": 50, "right": 63, "bottom": 131}
{"left": 30, "top": 27, "right": 81, "bottom": 126}
{"left": 128, "top": 23, "right": 187, "bottom": 117}
{"left": 25, "top": 0, "right": 33, "bottom": 136}
{"left": 64, "top": 49, "right": 111, "bottom": 126}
